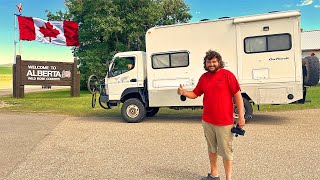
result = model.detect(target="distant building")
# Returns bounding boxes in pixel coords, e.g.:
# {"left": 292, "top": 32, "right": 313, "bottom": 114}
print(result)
{"left": 301, "top": 30, "right": 320, "bottom": 58}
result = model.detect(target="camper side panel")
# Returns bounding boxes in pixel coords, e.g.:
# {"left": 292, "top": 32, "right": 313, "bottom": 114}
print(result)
{"left": 146, "top": 20, "right": 238, "bottom": 107}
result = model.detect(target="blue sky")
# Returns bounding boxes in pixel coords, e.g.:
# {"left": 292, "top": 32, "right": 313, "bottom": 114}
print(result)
{"left": 1, "top": 0, "right": 320, "bottom": 65}
{"left": 0, "top": 0, "right": 70, "bottom": 65}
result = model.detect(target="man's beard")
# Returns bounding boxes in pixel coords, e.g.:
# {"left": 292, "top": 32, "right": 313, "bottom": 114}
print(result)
{"left": 205, "top": 65, "right": 220, "bottom": 73}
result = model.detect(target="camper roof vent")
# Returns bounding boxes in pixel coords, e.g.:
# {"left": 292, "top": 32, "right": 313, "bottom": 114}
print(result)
{"left": 218, "top": 16, "right": 230, "bottom": 19}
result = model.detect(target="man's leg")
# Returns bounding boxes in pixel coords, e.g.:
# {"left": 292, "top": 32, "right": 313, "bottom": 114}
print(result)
{"left": 216, "top": 124, "right": 234, "bottom": 180}
{"left": 209, "top": 152, "right": 219, "bottom": 177}
{"left": 202, "top": 121, "right": 220, "bottom": 178}
{"left": 223, "top": 159, "right": 232, "bottom": 180}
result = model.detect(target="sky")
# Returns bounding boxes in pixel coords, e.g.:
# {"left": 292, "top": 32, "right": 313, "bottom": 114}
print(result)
{"left": 1, "top": 0, "right": 320, "bottom": 65}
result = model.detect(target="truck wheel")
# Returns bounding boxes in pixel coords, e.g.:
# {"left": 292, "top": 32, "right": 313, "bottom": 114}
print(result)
{"left": 302, "top": 56, "right": 320, "bottom": 86}
{"left": 243, "top": 98, "right": 253, "bottom": 120}
{"left": 146, "top": 107, "right": 159, "bottom": 117}
{"left": 234, "top": 98, "right": 253, "bottom": 121}
{"left": 121, "top": 98, "right": 146, "bottom": 123}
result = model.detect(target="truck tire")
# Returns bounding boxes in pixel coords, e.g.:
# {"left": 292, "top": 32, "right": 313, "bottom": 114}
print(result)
{"left": 302, "top": 56, "right": 320, "bottom": 86}
{"left": 234, "top": 98, "right": 253, "bottom": 121}
{"left": 121, "top": 98, "right": 146, "bottom": 123}
{"left": 146, "top": 107, "right": 159, "bottom": 117}
{"left": 243, "top": 98, "right": 253, "bottom": 120}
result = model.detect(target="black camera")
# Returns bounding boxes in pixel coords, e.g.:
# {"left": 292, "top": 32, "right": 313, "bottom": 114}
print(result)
{"left": 231, "top": 125, "right": 245, "bottom": 137}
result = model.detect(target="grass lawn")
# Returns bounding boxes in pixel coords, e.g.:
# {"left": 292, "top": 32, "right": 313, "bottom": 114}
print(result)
{"left": 0, "top": 67, "right": 12, "bottom": 74}
{"left": 0, "top": 67, "right": 12, "bottom": 89}
{"left": 0, "top": 90, "right": 119, "bottom": 117}
{"left": 0, "top": 89, "right": 204, "bottom": 117}
{"left": 0, "top": 85, "right": 319, "bottom": 118}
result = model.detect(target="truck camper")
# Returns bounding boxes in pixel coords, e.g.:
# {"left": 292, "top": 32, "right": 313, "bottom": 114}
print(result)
{"left": 88, "top": 10, "right": 319, "bottom": 122}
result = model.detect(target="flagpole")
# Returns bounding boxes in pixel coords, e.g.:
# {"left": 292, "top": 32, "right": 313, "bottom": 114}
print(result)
{"left": 14, "top": 14, "right": 17, "bottom": 64}
{"left": 14, "top": 3, "right": 22, "bottom": 64}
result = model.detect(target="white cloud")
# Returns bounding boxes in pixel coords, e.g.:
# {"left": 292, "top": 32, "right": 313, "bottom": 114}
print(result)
{"left": 297, "top": 0, "right": 313, "bottom": 6}
{"left": 283, "top": 4, "right": 292, "bottom": 8}
{"left": 315, "top": 4, "right": 320, "bottom": 8}
{"left": 195, "top": 11, "right": 200, "bottom": 14}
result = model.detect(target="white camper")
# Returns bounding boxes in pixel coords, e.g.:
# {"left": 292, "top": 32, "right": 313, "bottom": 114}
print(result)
{"left": 89, "top": 10, "right": 319, "bottom": 122}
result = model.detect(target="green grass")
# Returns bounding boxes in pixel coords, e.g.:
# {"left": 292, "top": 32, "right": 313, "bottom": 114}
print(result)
{"left": 0, "top": 90, "right": 120, "bottom": 117}
{"left": 0, "top": 67, "right": 12, "bottom": 74}
{"left": 0, "top": 89, "right": 203, "bottom": 117}
{"left": 0, "top": 85, "right": 319, "bottom": 117}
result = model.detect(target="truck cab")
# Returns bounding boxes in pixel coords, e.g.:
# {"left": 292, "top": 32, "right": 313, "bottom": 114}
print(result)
{"left": 106, "top": 51, "right": 146, "bottom": 103}
{"left": 104, "top": 51, "right": 155, "bottom": 122}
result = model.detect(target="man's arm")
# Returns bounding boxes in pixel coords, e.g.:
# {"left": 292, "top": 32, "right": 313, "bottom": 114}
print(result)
{"left": 234, "top": 90, "right": 246, "bottom": 128}
{"left": 177, "top": 84, "right": 198, "bottom": 99}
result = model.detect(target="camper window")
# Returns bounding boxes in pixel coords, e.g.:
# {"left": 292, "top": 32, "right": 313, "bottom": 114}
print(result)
{"left": 244, "top": 33, "right": 291, "bottom": 53}
{"left": 153, "top": 54, "right": 170, "bottom": 68}
{"left": 152, "top": 51, "right": 189, "bottom": 69}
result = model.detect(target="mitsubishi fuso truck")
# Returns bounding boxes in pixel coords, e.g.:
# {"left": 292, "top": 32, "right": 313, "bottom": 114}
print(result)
{"left": 88, "top": 10, "right": 319, "bottom": 122}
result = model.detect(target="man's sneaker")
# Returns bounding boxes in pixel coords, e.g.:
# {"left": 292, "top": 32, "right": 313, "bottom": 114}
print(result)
{"left": 200, "top": 173, "right": 220, "bottom": 180}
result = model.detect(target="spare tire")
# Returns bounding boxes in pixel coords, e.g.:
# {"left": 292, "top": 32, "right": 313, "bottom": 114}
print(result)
{"left": 302, "top": 56, "right": 320, "bottom": 86}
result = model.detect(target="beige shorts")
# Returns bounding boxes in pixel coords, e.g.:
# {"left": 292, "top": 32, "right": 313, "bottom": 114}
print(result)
{"left": 202, "top": 120, "right": 234, "bottom": 160}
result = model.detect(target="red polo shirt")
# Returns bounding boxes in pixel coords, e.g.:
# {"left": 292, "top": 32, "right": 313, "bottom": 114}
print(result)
{"left": 193, "top": 69, "right": 240, "bottom": 126}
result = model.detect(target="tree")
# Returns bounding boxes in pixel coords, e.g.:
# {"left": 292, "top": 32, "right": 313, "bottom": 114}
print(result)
{"left": 47, "top": 0, "right": 192, "bottom": 89}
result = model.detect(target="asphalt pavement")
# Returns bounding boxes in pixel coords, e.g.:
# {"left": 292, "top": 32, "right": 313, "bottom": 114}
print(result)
{"left": 0, "top": 109, "right": 319, "bottom": 179}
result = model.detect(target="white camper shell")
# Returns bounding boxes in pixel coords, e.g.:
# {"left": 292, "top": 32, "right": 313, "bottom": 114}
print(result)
{"left": 97, "top": 10, "right": 319, "bottom": 123}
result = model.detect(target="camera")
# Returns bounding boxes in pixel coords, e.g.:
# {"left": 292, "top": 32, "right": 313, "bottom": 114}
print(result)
{"left": 231, "top": 125, "right": 245, "bottom": 137}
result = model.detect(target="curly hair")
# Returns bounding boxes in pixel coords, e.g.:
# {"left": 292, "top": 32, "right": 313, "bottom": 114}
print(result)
{"left": 203, "top": 50, "right": 225, "bottom": 71}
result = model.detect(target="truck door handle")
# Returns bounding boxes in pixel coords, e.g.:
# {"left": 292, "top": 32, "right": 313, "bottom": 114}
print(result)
{"left": 130, "top": 79, "right": 137, "bottom": 82}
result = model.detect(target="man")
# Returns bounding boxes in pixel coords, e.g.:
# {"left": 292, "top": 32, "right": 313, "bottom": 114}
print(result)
{"left": 127, "top": 63, "right": 133, "bottom": 70}
{"left": 177, "top": 50, "right": 245, "bottom": 180}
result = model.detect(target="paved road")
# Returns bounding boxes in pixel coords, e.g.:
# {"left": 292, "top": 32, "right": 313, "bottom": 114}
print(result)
{"left": 0, "top": 109, "right": 319, "bottom": 180}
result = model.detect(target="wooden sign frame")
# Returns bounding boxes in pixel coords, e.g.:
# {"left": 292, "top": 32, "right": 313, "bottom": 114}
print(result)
{"left": 13, "top": 55, "right": 80, "bottom": 98}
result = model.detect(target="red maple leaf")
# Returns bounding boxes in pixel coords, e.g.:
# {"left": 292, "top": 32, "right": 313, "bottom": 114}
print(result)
{"left": 39, "top": 22, "right": 60, "bottom": 42}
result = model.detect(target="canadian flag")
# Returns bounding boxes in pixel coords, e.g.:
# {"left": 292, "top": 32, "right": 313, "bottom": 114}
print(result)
{"left": 17, "top": 16, "right": 80, "bottom": 46}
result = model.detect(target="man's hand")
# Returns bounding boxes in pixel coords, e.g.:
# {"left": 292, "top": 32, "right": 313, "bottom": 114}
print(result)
{"left": 177, "top": 84, "right": 185, "bottom": 95}
{"left": 236, "top": 116, "right": 245, "bottom": 129}
{"left": 234, "top": 91, "right": 245, "bottom": 128}
{"left": 177, "top": 84, "right": 198, "bottom": 99}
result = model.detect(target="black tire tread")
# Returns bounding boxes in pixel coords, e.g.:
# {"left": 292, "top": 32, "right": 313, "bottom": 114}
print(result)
{"left": 121, "top": 98, "right": 146, "bottom": 123}
{"left": 87, "top": 75, "right": 99, "bottom": 94}
{"left": 303, "top": 56, "right": 320, "bottom": 86}
{"left": 146, "top": 107, "right": 160, "bottom": 117}
{"left": 243, "top": 98, "right": 253, "bottom": 120}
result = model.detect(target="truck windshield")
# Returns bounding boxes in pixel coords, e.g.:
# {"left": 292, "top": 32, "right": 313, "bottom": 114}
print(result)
{"left": 109, "top": 57, "right": 135, "bottom": 77}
